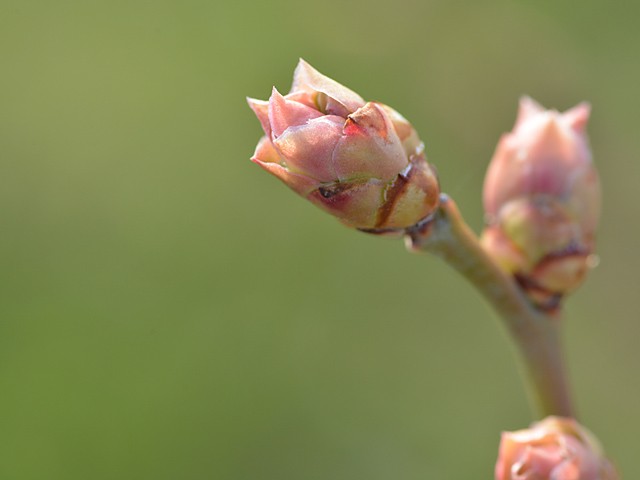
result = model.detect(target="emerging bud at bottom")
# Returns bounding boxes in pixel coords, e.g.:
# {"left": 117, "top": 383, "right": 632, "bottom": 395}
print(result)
{"left": 495, "top": 416, "right": 618, "bottom": 480}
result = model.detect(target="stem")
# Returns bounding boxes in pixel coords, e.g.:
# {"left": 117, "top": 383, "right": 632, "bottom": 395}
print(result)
{"left": 406, "top": 194, "right": 574, "bottom": 418}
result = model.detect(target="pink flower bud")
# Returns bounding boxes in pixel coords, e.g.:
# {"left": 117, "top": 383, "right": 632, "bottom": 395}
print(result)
{"left": 481, "top": 97, "right": 600, "bottom": 308}
{"left": 248, "top": 59, "right": 440, "bottom": 231}
{"left": 495, "top": 416, "right": 618, "bottom": 480}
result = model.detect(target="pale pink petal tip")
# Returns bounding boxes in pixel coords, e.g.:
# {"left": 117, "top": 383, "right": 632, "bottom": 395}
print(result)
{"left": 563, "top": 102, "right": 591, "bottom": 133}
{"left": 252, "top": 159, "right": 319, "bottom": 196}
{"left": 247, "top": 97, "right": 271, "bottom": 137}
{"left": 291, "top": 58, "right": 332, "bottom": 93}
{"left": 291, "top": 58, "right": 318, "bottom": 91}
{"left": 250, "top": 136, "right": 281, "bottom": 165}
{"left": 516, "top": 96, "right": 545, "bottom": 126}
{"left": 268, "top": 87, "right": 322, "bottom": 138}
{"left": 290, "top": 59, "right": 365, "bottom": 114}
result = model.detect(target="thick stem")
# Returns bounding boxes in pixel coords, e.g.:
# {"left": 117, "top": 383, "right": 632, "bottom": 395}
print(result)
{"left": 406, "top": 195, "right": 574, "bottom": 418}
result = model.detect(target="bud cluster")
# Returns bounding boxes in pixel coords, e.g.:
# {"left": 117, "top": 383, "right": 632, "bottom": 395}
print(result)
{"left": 247, "top": 60, "right": 613, "bottom": 480}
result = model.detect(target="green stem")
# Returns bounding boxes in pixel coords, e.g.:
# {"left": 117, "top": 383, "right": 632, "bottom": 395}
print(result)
{"left": 406, "top": 195, "right": 574, "bottom": 418}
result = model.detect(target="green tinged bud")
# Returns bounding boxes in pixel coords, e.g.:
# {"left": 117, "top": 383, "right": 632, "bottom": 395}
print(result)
{"left": 481, "top": 97, "right": 600, "bottom": 309}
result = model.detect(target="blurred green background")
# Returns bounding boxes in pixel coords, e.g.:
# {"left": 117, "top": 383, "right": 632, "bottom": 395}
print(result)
{"left": 1, "top": 1, "right": 638, "bottom": 478}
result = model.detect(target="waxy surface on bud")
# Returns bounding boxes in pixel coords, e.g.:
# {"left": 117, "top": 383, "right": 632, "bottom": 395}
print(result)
{"left": 481, "top": 97, "right": 600, "bottom": 309}
{"left": 248, "top": 60, "right": 439, "bottom": 231}
{"left": 495, "top": 416, "right": 618, "bottom": 480}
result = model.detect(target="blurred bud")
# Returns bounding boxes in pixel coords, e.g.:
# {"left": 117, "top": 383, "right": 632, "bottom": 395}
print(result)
{"left": 248, "top": 59, "right": 440, "bottom": 232}
{"left": 481, "top": 97, "right": 600, "bottom": 309}
{"left": 495, "top": 416, "right": 618, "bottom": 480}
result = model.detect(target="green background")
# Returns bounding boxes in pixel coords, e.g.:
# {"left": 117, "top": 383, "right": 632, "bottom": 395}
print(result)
{"left": 1, "top": 1, "right": 638, "bottom": 478}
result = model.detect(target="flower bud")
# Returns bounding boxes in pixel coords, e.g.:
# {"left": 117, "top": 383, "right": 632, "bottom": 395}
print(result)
{"left": 481, "top": 97, "right": 600, "bottom": 309}
{"left": 495, "top": 416, "right": 618, "bottom": 480}
{"left": 248, "top": 59, "right": 440, "bottom": 232}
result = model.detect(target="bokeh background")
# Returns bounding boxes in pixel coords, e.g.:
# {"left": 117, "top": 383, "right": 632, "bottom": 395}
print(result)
{"left": 1, "top": 1, "right": 638, "bottom": 478}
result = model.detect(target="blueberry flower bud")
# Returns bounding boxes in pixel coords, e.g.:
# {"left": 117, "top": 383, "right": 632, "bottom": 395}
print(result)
{"left": 481, "top": 97, "right": 600, "bottom": 309}
{"left": 495, "top": 416, "right": 618, "bottom": 480}
{"left": 248, "top": 60, "right": 440, "bottom": 232}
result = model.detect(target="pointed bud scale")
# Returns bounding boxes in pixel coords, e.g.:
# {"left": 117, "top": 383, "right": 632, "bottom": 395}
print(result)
{"left": 481, "top": 97, "right": 600, "bottom": 309}
{"left": 290, "top": 59, "right": 365, "bottom": 116}
{"left": 495, "top": 416, "right": 618, "bottom": 480}
{"left": 250, "top": 136, "right": 319, "bottom": 196}
{"left": 248, "top": 60, "right": 440, "bottom": 232}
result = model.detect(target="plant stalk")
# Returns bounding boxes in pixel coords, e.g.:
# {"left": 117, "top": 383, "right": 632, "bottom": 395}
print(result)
{"left": 405, "top": 194, "right": 574, "bottom": 418}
